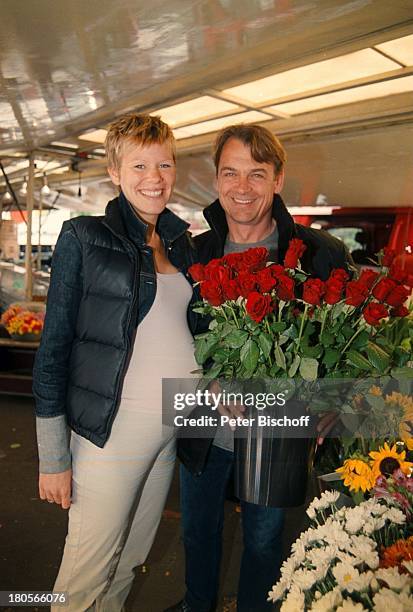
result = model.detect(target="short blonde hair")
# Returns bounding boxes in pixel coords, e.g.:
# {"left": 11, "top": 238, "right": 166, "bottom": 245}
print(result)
{"left": 213, "top": 124, "right": 286, "bottom": 176}
{"left": 105, "top": 113, "right": 176, "bottom": 169}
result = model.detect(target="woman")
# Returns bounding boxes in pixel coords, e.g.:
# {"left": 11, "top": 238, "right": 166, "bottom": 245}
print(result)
{"left": 33, "top": 113, "right": 198, "bottom": 611}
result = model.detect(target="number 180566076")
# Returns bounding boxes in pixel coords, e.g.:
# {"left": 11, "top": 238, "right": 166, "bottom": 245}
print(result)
{"left": 0, "top": 591, "right": 68, "bottom": 606}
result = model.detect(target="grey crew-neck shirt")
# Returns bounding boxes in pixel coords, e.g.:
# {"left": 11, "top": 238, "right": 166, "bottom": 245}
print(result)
{"left": 213, "top": 226, "right": 279, "bottom": 453}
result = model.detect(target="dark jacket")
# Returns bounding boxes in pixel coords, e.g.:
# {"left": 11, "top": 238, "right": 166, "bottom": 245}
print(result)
{"left": 177, "top": 194, "right": 354, "bottom": 474}
{"left": 33, "top": 192, "right": 197, "bottom": 448}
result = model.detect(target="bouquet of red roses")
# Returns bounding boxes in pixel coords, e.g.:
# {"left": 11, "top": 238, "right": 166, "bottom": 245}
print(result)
{"left": 189, "top": 240, "right": 412, "bottom": 382}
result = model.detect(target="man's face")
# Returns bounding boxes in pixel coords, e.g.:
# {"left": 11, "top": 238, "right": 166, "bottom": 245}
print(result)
{"left": 216, "top": 137, "right": 284, "bottom": 230}
{"left": 108, "top": 139, "right": 176, "bottom": 225}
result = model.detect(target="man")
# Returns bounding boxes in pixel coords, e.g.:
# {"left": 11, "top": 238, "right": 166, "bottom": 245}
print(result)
{"left": 166, "top": 124, "right": 352, "bottom": 612}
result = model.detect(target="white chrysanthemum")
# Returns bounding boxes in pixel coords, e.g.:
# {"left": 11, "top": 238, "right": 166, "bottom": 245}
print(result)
{"left": 328, "top": 523, "right": 352, "bottom": 548}
{"left": 322, "top": 489, "right": 341, "bottom": 506}
{"left": 349, "top": 535, "right": 379, "bottom": 570}
{"left": 309, "top": 587, "right": 342, "bottom": 611}
{"left": 382, "top": 507, "right": 406, "bottom": 525}
{"left": 332, "top": 563, "right": 364, "bottom": 593}
{"left": 308, "top": 544, "right": 339, "bottom": 569}
{"left": 402, "top": 560, "right": 413, "bottom": 575}
{"left": 280, "top": 556, "right": 299, "bottom": 581}
{"left": 375, "top": 567, "right": 411, "bottom": 591}
{"left": 290, "top": 539, "right": 307, "bottom": 564}
{"left": 267, "top": 579, "right": 288, "bottom": 603}
{"left": 362, "top": 516, "right": 385, "bottom": 535}
{"left": 336, "top": 552, "right": 361, "bottom": 567}
{"left": 306, "top": 490, "right": 341, "bottom": 519}
{"left": 373, "top": 586, "right": 413, "bottom": 611}
{"left": 280, "top": 587, "right": 305, "bottom": 612}
{"left": 292, "top": 567, "right": 318, "bottom": 591}
{"left": 336, "top": 598, "right": 367, "bottom": 611}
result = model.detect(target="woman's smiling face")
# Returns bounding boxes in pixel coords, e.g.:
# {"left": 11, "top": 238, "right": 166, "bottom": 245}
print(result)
{"left": 108, "top": 138, "right": 176, "bottom": 224}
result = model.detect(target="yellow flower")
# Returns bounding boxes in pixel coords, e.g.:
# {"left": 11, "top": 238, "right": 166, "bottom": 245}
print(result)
{"left": 369, "top": 442, "right": 413, "bottom": 479}
{"left": 369, "top": 385, "right": 383, "bottom": 397}
{"left": 336, "top": 458, "right": 376, "bottom": 492}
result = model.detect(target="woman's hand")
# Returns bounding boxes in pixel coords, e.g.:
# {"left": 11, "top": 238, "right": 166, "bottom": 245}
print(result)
{"left": 39, "top": 469, "right": 72, "bottom": 509}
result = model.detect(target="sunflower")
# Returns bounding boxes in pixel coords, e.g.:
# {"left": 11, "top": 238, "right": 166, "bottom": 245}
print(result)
{"left": 369, "top": 442, "right": 413, "bottom": 479}
{"left": 380, "top": 535, "right": 413, "bottom": 571}
{"left": 336, "top": 458, "right": 376, "bottom": 492}
{"left": 386, "top": 392, "right": 413, "bottom": 449}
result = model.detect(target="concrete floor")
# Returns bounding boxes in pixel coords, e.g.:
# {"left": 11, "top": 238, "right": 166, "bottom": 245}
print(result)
{"left": 0, "top": 395, "right": 310, "bottom": 612}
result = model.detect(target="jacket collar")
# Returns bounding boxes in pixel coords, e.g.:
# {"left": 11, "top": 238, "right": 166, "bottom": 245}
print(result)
{"left": 103, "top": 191, "right": 190, "bottom": 247}
{"left": 203, "top": 194, "right": 297, "bottom": 261}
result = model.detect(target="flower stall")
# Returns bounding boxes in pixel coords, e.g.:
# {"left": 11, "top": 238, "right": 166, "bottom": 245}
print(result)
{"left": 188, "top": 240, "right": 413, "bottom": 609}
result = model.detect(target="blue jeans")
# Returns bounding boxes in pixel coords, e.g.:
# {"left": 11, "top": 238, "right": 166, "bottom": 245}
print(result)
{"left": 180, "top": 446, "right": 285, "bottom": 612}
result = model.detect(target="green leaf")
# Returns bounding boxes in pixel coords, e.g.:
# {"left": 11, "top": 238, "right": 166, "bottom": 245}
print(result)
{"left": 320, "top": 331, "right": 335, "bottom": 347}
{"left": 213, "top": 348, "right": 230, "bottom": 364}
{"left": 366, "top": 342, "right": 390, "bottom": 373}
{"left": 271, "top": 321, "right": 287, "bottom": 333}
{"left": 351, "top": 330, "right": 370, "bottom": 350}
{"left": 258, "top": 332, "right": 273, "bottom": 359}
{"left": 278, "top": 334, "right": 289, "bottom": 346}
{"left": 322, "top": 348, "right": 341, "bottom": 368}
{"left": 346, "top": 350, "right": 372, "bottom": 371}
{"left": 288, "top": 354, "right": 301, "bottom": 377}
{"left": 299, "top": 357, "right": 318, "bottom": 381}
{"left": 204, "top": 362, "right": 223, "bottom": 379}
{"left": 282, "top": 324, "right": 298, "bottom": 340}
{"left": 341, "top": 324, "right": 354, "bottom": 340}
{"left": 226, "top": 329, "right": 249, "bottom": 349}
{"left": 391, "top": 366, "right": 413, "bottom": 380}
{"left": 301, "top": 344, "right": 323, "bottom": 358}
{"left": 240, "top": 338, "right": 259, "bottom": 373}
{"left": 194, "top": 335, "right": 219, "bottom": 365}
{"left": 274, "top": 343, "right": 286, "bottom": 370}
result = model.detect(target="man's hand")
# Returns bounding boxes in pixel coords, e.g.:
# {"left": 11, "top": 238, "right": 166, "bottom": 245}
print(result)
{"left": 39, "top": 469, "right": 72, "bottom": 509}
{"left": 209, "top": 380, "right": 245, "bottom": 430}
{"left": 316, "top": 412, "right": 339, "bottom": 445}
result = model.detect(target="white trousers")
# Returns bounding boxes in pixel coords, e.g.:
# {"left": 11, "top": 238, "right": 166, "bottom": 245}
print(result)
{"left": 53, "top": 408, "right": 176, "bottom": 612}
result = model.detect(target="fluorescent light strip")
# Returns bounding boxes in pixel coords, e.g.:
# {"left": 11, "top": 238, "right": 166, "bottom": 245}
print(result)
{"left": 223, "top": 49, "right": 399, "bottom": 105}
{"left": 375, "top": 34, "right": 413, "bottom": 67}
{"left": 78, "top": 129, "right": 108, "bottom": 144}
{"left": 153, "top": 96, "right": 241, "bottom": 128}
{"left": 52, "top": 141, "right": 79, "bottom": 149}
{"left": 173, "top": 111, "right": 272, "bottom": 139}
{"left": 265, "top": 75, "right": 413, "bottom": 115}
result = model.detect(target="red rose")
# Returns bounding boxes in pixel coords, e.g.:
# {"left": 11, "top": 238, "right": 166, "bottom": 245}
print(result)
{"left": 372, "top": 278, "right": 397, "bottom": 302}
{"left": 245, "top": 292, "right": 273, "bottom": 323}
{"left": 237, "top": 272, "right": 257, "bottom": 297}
{"left": 223, "top": 279, "right": 240, "bottom": 301}
{"left": 188, "top": 263, "right": 206, "bottom": 282}
{"left": 268, "top": 264, "right": 285, "bottom": 278}
{"left": 214, "top": 265, "right": 233, "bottom": 284}
{"left": 330, "top": 268, "right": 350, "bottom": 283}
{"left": 389, "top": 263, "right": 407, "bottom": 285}
{"left": 359, "top": 269, "right": 379, "bottom": 289}
{"left": 241, "top": 247, "right": 269, "bottom": 272}
{"left": 256, "top": 268, "right": 277, "bottom": 292}
{"left": 302, "top": 278, "right": 325, "bottom": 305}
{"left": 385, "top": 284, "right": 410, "bottom": 308}
{"left": 200, "top": 280, "right": 224, "bottom": 306}
{"left": 324, "top": 278, "right": 343, "bottom": 305}
{"left": 204, "top": 258, "right": 223, "bottom": 280}
{"left": 276, "top": 274, "right": 295, "bottom": 301}
{"left": 224, "top": 252, "right": 245, "bottom": 272}
{"left": 392, "top": 305, "right": 409, "bottom": 318}
{"left": 363, "top": 302, "right": 389, "bottom": 326}
{"left": 345, "top": 281, "right": 369, "bottom": 307}
{"left": 284, "top": 238, "right": 306, "bottom": 269}
{"left": 383, "top": 246, "right": 396, "bottom": 267}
